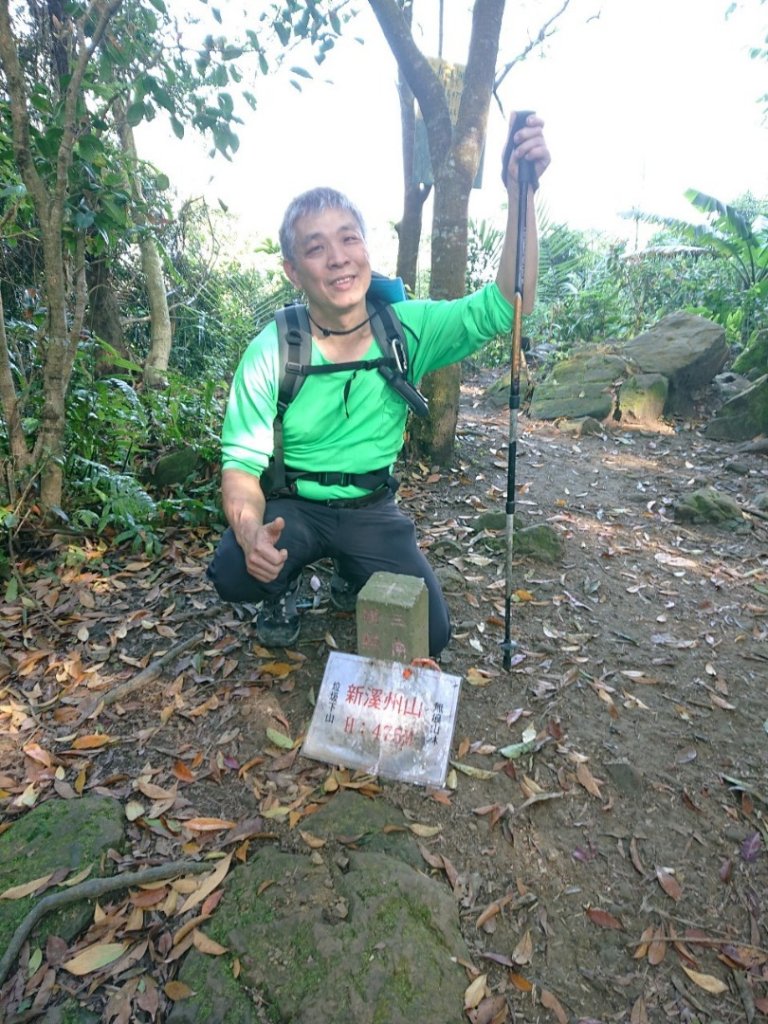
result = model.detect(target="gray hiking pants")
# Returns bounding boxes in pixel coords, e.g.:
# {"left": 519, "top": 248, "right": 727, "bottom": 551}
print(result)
{"left": 206, "top": 494, "right": 451, "bottom": 658}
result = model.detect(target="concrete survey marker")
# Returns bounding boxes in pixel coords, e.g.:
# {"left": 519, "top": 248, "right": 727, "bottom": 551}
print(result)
{"left": 302, "top": 651, "right": 462, "bottom": 787}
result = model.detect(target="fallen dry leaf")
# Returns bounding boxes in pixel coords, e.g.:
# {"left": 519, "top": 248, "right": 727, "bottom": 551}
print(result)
{"left": 648, "top": 925, "right": 667, "bottom": 965}
{"left": 586, "top": 907, "right": 623, "bottom": 930}
{"left": 655, "top": 866, "right": 683, "bottom": 901}
{"left": 184, "top": 818, "right": 237, "bottom": 832}
{"left": 630, "top": 995, "right": 650, "bottom": 1024}
{"left": 299, "top": 830, "right": 326, "bottom": 849}
{"left": 540, "top": 987, "right": 568, "bottom": 1024}
{"left": 178, "top": 853, "right": 233, "bottom": 916}
{"left": 464, "top": 973, "right": 488, "bottom": 1010}
{"left": 192, "top": 929, "right": 228, "bottom": 956}
{"left": 575, "top": 761, "right": 602, "bottom": 798}
{"left": 0, "top": 872, "right": 56, "bottom": 900}
{"left": 72, "top": 733, "right": 112, "bottom": 750}
{"left": 409, "top": 823, "right": 441, "bottom": 838}
{"left": 633, "top": 925, "right": 655, "bottom": 959}
{"left": 508, "top": 971, "right": 533, "bottom": 992}
{"left": 680, "top": 965, "right": 727, "bottom": 994}
{"left": 164, "top": 980, "right": 195, "bottom": 1001}
{"left": 62, "top": 941, "right": 128, "bottom": 976}
{"left": 512, "top": 929, "right": 533, "bottom": 965}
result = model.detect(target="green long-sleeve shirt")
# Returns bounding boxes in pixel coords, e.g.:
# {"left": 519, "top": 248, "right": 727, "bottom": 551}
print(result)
{"left": 221, "top": 282, "right": 513, "bottom": 502}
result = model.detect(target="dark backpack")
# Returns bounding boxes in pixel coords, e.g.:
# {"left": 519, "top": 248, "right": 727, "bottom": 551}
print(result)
{"left": 261, "top": 278, "right": 428, "bottom": 497}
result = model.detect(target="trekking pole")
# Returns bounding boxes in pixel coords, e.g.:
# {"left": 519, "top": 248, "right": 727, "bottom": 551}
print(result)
{"left": 501, "top": 110, "right": 535, "bottom": 671}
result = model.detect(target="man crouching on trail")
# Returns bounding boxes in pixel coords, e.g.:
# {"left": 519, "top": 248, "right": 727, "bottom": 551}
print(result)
{"left": 207, "top": 113, "right": 551, "bottom": 657}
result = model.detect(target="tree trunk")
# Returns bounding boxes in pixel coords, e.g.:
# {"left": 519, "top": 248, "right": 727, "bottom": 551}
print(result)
{"left": 32, "top": 233, "right": 87, "bottom": 510}
{"left": 393, "top": 4, "right": 430, "bottom": 292}
{"left": 370, "top": 0, "right": 504, "bottom": 464}
{"left": 86, "top": 256, "right": 135, "bottom": 375}
{"left": 138, "top": 233, "right": 173, "bottom": 387}
{"left": 117, "top": 111, "right": 173, "bottom": 388}
{"left": 0, "top": 0, "right": 120, "bottom": 509}
{"left": 0, "top": 289, "right": 31, "bottom": 500}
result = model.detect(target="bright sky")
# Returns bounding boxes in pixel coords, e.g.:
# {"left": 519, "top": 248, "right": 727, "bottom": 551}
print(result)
{"left": 138, "top": 0, "right": 767, "bottom": 264}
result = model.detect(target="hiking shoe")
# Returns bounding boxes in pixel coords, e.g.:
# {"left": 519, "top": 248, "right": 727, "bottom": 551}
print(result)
{"left": 255, "top": 578, "right": 301, "bottom": 647}
{"left": 330, "top": 569, "right": 360, "bottom": 613}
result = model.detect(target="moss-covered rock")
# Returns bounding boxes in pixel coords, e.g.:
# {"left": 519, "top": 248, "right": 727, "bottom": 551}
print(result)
{"left": 145, "top": 447, "right": 201, "bottom": 487}
{"left": 528, "top": 350, "right": 624, "bottom": 422}
{"left": 732, "top": 328, "right": 768, "bottom": 377}
{"left": 556, "top": 416, "right": 605, "bottom": 437}
{"left": 619, "top": 372, "right": 669, "bottom": 424}
{"left": 673, "top": 487, "right": 744, "bottom": 525}
{"left": 480, "top": 522, "right": 565, "bottom": 563}
{"left": 170, "top": 844, "right": 470, "bottom": 1024}
{"left": 704, "top": 374, "right": 768, "bottom": 441}
{"left": 0, "top": 796, "right": 125, "bottom": 956}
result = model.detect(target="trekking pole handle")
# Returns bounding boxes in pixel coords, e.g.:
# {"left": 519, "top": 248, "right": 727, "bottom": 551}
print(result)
{"left": 501, "top": 109, "right": 537, "bottom": 190}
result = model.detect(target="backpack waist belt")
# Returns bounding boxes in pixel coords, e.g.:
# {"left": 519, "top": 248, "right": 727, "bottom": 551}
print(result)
{"left": 283, "top": 465, "right": 395, "bottom": 491}
{"left": 269, "top": 466, "right": 398, "bottom": 507}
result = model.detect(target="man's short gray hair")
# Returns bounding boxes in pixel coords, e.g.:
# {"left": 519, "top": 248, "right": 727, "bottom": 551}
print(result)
{"left": 279, "top": 187, "right": 366, "bottom": 263}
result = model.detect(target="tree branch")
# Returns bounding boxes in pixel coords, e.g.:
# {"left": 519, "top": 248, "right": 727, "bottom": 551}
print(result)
{"left": 72, "top": 631, "right": 207, "bottom": 726}
{"left": 494, "top": 0, "right": 574, "bottom": 97}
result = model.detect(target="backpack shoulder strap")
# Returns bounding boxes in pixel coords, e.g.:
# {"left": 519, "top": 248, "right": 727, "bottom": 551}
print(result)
{"left": 264, "top": 303, "right": 312, "bottom": 495}
{"left": 368, "top": 299, "right": 429, "bottom": 418}
{"left": 274, "top": 303, "right": 312, "bottom": 418}
{"left": 367, "top": 298, "right": 409, "bottom": 376}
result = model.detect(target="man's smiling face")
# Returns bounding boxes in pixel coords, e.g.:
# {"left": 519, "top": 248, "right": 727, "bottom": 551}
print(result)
{"left": 283, "top": 207, "right": 372, "bottom": 322}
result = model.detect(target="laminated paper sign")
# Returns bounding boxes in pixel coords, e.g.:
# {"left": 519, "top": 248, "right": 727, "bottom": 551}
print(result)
{"left": 302, "top": 652, "right": 462, "bottom": 787}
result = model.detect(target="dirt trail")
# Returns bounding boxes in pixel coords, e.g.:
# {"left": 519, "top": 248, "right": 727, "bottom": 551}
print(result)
{"left": 1, "top": 370, "right": 767, "bottom": 1022}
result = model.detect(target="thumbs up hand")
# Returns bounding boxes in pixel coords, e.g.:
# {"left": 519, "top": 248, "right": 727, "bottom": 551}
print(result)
{"left": 244, "top": 516, "right": 289, "bottom": 581}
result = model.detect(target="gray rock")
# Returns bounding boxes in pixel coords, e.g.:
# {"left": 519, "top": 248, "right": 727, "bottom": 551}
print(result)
{"left": 556, "top": 416, "right": 605, "bottom": 437}
{"left": 528, "top": 349, "right": 623, "bottom": 422}
{"left": 434, "top": 565, "right": 467, "bottom": 593}
{"left": 515, "top": 524, "right": 566, "bottom": 562}
{"left": 304, "top": 790, "right": 423, "bottom": 869}
{"left": 618, "top": 313, "right": 728, "bottom": 412}
{"left": 524, "top": 313, "right": 729, "bottom": 424}
{"left": 604, "top": 761, "right": 644, "bottom": 797}
{"left": 145, "top": 447, "right": 201, "bottom": 487}
{"left": 485, "top": 368, "right": 534, "bottom": 408}
{"left": 705, "top": 374, "right": 768, "bottom": 442}
{"left": 472, "top": 510, "right": 507, "bottom": 531}
{"left": 712, "top": 371, "right": 754, "bottom": 402}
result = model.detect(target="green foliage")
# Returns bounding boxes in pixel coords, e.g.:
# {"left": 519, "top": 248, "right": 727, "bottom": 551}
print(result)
{"left": 467, "top": 189, "right": 768, "bottom": 373}
{"left": 1, "top": 0, "right": 352, "bottom": 514}
{"left": 630, "top": 189, "right": 768, "bottom": 345}
{"left": 68, "top": 457, "right": 161, "bottom": 556}
{"left": 61, "top": 349, "right": 229, "bottom": 545}
{"left": 466, "top": 219, "right": 503, "bottom": 294}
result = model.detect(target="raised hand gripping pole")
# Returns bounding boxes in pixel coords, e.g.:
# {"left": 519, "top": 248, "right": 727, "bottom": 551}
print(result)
{"left": 501, "top": 110, "right": 535, "bottom": 671}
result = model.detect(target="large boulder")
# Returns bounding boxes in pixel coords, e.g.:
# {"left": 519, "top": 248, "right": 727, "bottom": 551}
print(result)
{"left": 168, "top": 792, "right": 471, "bottom": 1024}
{"left": 520, "top": 313, "right": 729, "bottom": 424}
{"left": 617, "top": 313, "right": 728, "bottom": 413}
{"left": 527, "top": 349, "right": 624, "bottom": 421}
